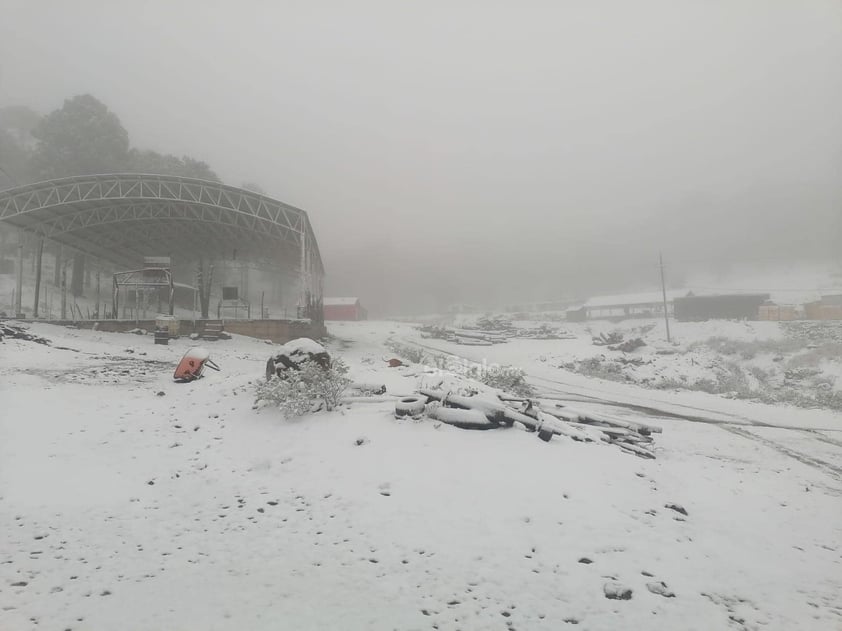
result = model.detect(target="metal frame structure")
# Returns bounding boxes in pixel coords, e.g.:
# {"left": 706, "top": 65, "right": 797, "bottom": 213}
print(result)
{"left": 113, "top": 266, "right": 174, "bottom": 320}
{"left": 0, "top": 173, "right": 325, "bottom": 312}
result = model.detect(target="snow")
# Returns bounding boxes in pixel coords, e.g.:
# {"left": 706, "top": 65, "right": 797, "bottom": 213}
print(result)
{"left": 1, "top": 319, "right": 841, "bottom": 630}
{"left": 279, "top": 336, "right": 328, "bottom": 356}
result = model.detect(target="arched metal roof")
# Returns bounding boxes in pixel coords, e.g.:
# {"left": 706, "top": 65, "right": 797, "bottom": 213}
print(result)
{"left": 0, "top": 173, "right": 324, "bottom": 282}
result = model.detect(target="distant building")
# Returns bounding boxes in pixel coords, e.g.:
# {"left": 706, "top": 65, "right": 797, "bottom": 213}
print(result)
{"left": 673, "top": 294, "right": 770, "bottom": 322}
{"left": 566, "top": 306, "right": 587, "bottom": 322}
{"left": 572, "top": 291, "right": 685, "bottom": 321}
{"left": 323, "top": 297, "right": 367, "bottom": 321}
{"left": 804, "top": 294, "right": 842, "bottom": 321}
{"left": 758, "top": 302, "right": 799, "bottom": 321}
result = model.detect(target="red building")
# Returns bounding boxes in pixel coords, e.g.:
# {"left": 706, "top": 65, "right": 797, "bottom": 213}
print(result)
{"left": 323, "top": 297, "right": 367, "bottom": 321}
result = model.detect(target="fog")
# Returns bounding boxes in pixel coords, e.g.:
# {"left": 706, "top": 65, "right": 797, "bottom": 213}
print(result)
{"left": 1, "top": 1, "right": 840, "bottom": 315}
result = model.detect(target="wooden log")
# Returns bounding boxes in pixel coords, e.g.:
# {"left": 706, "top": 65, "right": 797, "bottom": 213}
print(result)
{"left": 537, "top": 411, "right": 600, "bottom": 442}
{"left": 617, "top": 442, "right": 656, "bottom": 459}
{"left": 429, "top": 406, "right": 498, "bottom": 430}
{"left": 555, "top": 404, "right": 662, "bottom": 435}
{"left": 454, "top": 336, "right": 493, "bottom": 346}
{"left": 568, "top": 422, "right": 631, "bottom": 437}
{"left": 349, "top": 382, "right": 387, "bottom": 395}
{"left": 540, "top": 406, "right": 584, "bottom": 423}
{"left": 420, "top": 390, "right": 539, "bottom": 429}
{"left": 452, "top": 329, "right": 508, "bottom": 342}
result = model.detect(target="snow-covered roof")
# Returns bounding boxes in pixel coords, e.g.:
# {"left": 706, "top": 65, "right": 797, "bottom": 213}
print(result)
{"left": 323, "top": 297, "right": 360, "bottom": 306}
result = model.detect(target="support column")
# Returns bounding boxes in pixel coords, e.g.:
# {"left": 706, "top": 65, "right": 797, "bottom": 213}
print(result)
{"left": 33, "top": 236, "right": 44, "bottom": 317}
{"left": 61, "top": 260, "right": 67, "bottom": 320}
{"left": 95, "top": 265, "right": 101, "bottom": 318}
{"left": 112, "top": 277, "right": 119, "bottom": 321}
{"left": 15, "top": 230, "right": 23, "bottom": 318}
{"left": 299, "top": 232, "right": 308, "bottom": 318}
{"left": 54, "top": 245, "right": 62, "bottom": 286}
{"left": 71, "top": 254, "right": 85, "bottom": 297}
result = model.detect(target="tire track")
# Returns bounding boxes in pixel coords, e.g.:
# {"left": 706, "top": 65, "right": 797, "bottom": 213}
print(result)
{"left": 721, "top": 426, "right": 842, "bottom": 482}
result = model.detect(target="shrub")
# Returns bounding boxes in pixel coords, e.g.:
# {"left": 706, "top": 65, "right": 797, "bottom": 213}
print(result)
{"left": 386, "top": 341, "right": 426, "bottom": 364}
{"left": 475, "top": 365, "right": 534, "bottom": 397}
{"left": 255, "top": 358, "right": 350, "bottom": 418}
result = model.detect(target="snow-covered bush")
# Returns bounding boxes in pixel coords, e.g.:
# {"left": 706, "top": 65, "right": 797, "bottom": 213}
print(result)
{"left": 255, "top": 357, "right": 350, "bottom": 418}
{"left": 386, "top": 341, "right": 426, "bottom": 364}
{"left": 473, "top": 364, "right": 534, "bottom": 397}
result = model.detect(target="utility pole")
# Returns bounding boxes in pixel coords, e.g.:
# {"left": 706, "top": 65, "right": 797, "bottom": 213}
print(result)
{"left": 659, "top": 251, "right": 671, "bottom": 343}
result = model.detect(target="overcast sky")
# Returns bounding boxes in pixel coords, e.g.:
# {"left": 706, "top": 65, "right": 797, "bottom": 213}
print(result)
{"left": 1, "top": 1, "right": 840, "bottom": 314}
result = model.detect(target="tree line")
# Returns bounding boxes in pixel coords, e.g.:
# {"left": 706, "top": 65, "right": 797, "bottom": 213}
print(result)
{"left": 0, "top": 94, "right": 220, "bottom": 186}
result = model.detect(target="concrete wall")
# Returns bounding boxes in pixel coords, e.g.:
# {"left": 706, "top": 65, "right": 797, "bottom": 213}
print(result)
{"left": 41, "top": 318, "right": 327, "bottom": 344}
{"left": 223, "top": 319, "right": 327, "bottom": 343}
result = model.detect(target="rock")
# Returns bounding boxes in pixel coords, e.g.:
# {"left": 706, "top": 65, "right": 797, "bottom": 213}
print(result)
{"left": 664, "top": 503, "right": 688, "bottom": 516}
{"left": 156, "top": 391, "right": 165, "bottom": 397}
{"left": 11, "top": 581, "right": 28, "bottom": 587}
{"left": 646, "top": 581, "right": 675, "bottom": 598}
{"left": 603, "top": 582, "right": 633, "bottom": 600}
{"left": 578, "top": 557, "right": 593, "bottom": 564}
{"left": 608, "top": 337, "right": 646, "bottom": 353}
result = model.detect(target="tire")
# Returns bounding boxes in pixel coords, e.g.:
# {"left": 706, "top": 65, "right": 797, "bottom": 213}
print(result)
{"left": 395, "top": 395, "right": 426, "bottom": 418}
{"left": 537, "top": 428, "right": 554, "bottom": 442}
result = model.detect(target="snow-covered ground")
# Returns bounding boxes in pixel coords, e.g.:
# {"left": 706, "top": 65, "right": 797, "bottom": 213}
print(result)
{"left": 1, "top": 319, "right": 841, "bottom": 630}
{"left": 439, "top": 316, "right": 842, "bottom": 414}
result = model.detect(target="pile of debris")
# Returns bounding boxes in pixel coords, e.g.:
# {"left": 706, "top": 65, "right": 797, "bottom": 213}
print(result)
{"left": 418, "top": 318, "right": 574, "bottom": 345}
{"left": 474, "top": 315, "right": 516, "bottom": 332}
{"left": 417, "top": 325, "right": 508, "bottom": 345}
{"left": 396, "top": 389, "right": 660, "bottom": 459}
{"left": 417, "top": 325, "right": 452, "bottom": 341}
{"left": 0, "top": 322, "right": 51, "bottom": 345}
{"left": 515, "top": 324, "right": 576, "bottom": 340}
{"left": 593, "top": 331, "right": 645, "bottom": 352}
